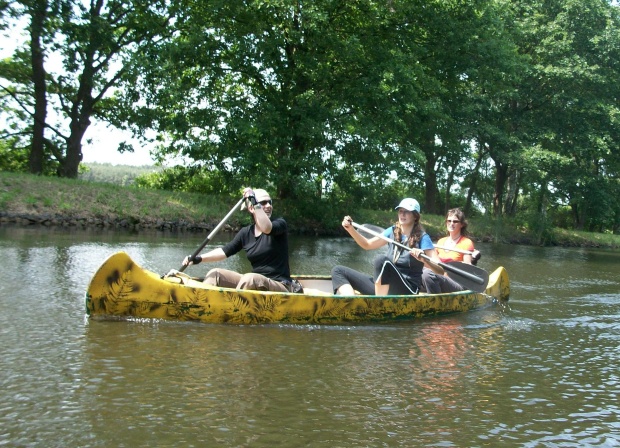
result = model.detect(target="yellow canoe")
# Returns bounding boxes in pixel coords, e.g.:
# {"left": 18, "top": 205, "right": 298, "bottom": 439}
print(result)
{"left": 85, "top": 251, "right": 510, "bottom": 325}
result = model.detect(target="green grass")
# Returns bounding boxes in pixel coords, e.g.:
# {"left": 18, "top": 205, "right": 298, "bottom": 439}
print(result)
{"left": 1, "top": 170, "right": 619, "bottom": 248}
{"left": 0, "top": 171, "right": 228, "bottom": 224}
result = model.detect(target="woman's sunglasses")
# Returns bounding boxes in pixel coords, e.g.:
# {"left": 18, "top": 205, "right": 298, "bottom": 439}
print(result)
{"left": 259, "top": 200, "right": 272, "bottom": 206}
{"left": 446, "top": 219, "right": 460, "bottom": 223}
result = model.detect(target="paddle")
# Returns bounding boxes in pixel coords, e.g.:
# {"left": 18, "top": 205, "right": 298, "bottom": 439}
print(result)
{"left": 175, "top": 196, "right": 245, "bottom": 273}
{"left": 434, "top": 244, "right": 482, "bottom": 265}
{"left": 352, "top": 222, "right": 489, "bottom": 292}
{"left": 359, "top": 224, "right": 482, "bottom": 262}
{"left": 433, "top": 245, "right": 473, "bottom": 255}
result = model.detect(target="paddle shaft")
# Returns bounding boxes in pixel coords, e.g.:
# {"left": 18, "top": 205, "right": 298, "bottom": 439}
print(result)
{"left": 351, "top": 222, "right": 486, "bottom": 285}
{"left": 361, "top": 225, "right": 473, "bottom": 256}
{"left": 434, "top": 244, "right": 473, "bottom": 255}
{"left": 178, "top": 196, "right": 245, "bottom": 273}
{"left": 361, "top": 223, "right": 478, "bottom": 262}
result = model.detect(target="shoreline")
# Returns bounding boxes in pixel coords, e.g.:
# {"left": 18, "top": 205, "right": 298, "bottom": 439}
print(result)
{"left": 1, "top": 171, "right": 618, "bottom": 248}
{"left": 0, "top": 211, "right": 228, "bottom": 233}
{"left": 1, "top": 210, "right": 616, "bottom": 249}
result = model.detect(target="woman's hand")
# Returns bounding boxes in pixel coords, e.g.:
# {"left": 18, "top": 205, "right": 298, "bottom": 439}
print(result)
{"left": 182, "top": 254, "right": 202, "bottom": 266}
{"left": 471, "top": 249, "right": 482, "bottom": 265}
{"left": 409, "top": 248, "right": 424, "bottom": 260}
{"left": 342, "top": 216, "right": 352, "bottom": 228}
{"left": 242, "top": 187, "right": 256, "bottom": 206}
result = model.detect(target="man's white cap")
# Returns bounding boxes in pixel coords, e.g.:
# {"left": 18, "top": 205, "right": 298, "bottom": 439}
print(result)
{"left": 241, "top": 188, "right": 271, "bottom": 210}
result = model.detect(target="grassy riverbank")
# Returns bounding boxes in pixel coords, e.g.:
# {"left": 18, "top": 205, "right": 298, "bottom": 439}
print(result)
{"left": 1, "top": 171, "right": 618, "bottom": 248}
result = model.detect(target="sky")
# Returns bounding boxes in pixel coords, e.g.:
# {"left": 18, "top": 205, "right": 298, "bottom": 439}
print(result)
{"left": 82, "top": 121, "right": 157, "bottom": 166}
{"left": 1, "top": 24, "right": 157, "bottom": 167}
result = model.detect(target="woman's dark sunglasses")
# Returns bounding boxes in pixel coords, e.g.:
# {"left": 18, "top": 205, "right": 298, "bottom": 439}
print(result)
{"left": 259, "top": 200, "right": 272, "bottom": 206}
{"left": 446, "top": 219, "right": 460, "bottom": 223}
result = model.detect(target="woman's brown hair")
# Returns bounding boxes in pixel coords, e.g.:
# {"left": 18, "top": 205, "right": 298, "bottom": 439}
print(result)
{"left": 446, "top": 208, "right": 468, "bottom": 236}
{"left": 393, "top": 211, "right": 424, "bottom": 248}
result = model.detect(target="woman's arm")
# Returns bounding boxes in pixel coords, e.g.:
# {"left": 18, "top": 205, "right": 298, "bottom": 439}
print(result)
{"left": 342, "top": 216, "right": 387, "bottom": 250}
{"left": 183, "top": 248, "right": 227, "bottom": 266}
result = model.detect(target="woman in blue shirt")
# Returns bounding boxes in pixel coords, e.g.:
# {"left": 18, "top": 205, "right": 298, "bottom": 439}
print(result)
{"left": 331, "top": 198, "right": 438, "bottom": 295}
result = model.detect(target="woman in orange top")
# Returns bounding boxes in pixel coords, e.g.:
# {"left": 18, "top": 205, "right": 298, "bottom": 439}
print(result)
{"left": 422, "top": 208, "right": 481, "bottom": 293}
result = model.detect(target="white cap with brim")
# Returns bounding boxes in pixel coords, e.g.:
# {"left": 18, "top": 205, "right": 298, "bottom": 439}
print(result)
{"left": 254, "top": 189, "right": 270, "bottom": 202}
{"left": 395, "top": 198, "right": 420, "bottom": 213}
{"left": 241, "top": 188, "right": 271, "bottom": 210}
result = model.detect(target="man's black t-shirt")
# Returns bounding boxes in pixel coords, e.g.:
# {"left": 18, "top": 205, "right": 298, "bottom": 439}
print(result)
{"left": 221, "top": 217, "right": 291, "bottom": 282}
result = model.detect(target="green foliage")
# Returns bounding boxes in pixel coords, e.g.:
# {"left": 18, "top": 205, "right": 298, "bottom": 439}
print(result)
{"left": 79, "top": 163, "right": 160, "bottom": 186}
{"left": 0, "top": 139, "right": 28, "bottom": 172}
{"left": 2, "top": 0, "right": 620, "bottom": 235}
{"left": 2, "top": 171, "right": 619, "bottom": 246}
{"left": 118, "top": 0, "right": 469, "bottom": 200}
{"left": 0, "top": 0, "right": 178, "bottom": 178}
{"left": 550, "top": 205, "right": 575, "bottom": 229}
{"left": 581, "top": 176, "right": 620, "bottom": 233}
{"left": 134, "top": 165, "right": 229, "bottom": 194}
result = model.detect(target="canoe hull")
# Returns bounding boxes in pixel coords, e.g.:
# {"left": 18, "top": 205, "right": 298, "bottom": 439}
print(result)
{"left": 85, "top": 252, "right": 509, "bottom": 325}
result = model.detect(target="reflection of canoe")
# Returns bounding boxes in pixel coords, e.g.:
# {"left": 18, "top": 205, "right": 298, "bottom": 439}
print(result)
{"left": 85, "top": 251, "right": 510, "bottom": 325}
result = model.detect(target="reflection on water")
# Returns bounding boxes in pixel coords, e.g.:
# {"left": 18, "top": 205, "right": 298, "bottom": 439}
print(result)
{"left": 0, "top": 226, "right": 619, "bottom": 446}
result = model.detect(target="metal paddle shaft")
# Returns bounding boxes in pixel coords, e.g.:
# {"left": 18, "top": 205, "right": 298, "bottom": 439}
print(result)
{"left": 352, "top": 222, "right": 489, "bottom": 292}
{"left": 433, "top": 244, "right": 473, "bottom": 255}
{"left": 434, "top": 244, "right": 482, "bottom": 266}
{"left": 363, "top": 225, "right": 475, "bottom": 257}
{"left": 177, "top": 196, "right": 245, "bottom": 273}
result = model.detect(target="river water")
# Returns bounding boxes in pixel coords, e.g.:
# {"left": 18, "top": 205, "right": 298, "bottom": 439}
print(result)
{"left": 1, "top": 226, "right": 619, "bottom": 447}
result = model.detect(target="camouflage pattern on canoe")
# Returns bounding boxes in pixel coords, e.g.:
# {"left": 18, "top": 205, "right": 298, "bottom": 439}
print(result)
{"left": 85, "top": 251, "right": 509, "bottom": 325}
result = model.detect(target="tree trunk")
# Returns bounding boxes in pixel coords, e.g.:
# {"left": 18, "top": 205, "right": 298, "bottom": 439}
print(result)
{"left": 504, "top": 169, "right": 519, "bottom": 216}
{"left": 571, "top": 201, "right": 585, "bottom": 230}
{"left": 421, "top": 136, "right": 439, "bottom": 214}
{"left": 464, "top": 145, "right": 485, "bottom": 216}
{"left": 493, "top": 162, "right": 508, "bottom": 217}
{"left": 28, "top": 0, "right": 48, "bottom": 175}
{"left": 60, "top": 124, "right": 87, "bottom": 178}
{"left": 444, "top": 163, "right": 455, "bottom": 214}
{"left": 58, "top": 61, "right": 95, "bottom": 177}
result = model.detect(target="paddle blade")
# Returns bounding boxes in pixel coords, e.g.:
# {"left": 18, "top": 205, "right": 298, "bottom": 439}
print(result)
{"left": 444, "top": 262, "right": 489, "bottom": 293}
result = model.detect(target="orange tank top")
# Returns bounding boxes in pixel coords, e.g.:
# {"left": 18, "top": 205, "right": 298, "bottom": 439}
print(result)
{"left": 436, "top": 236, "right": 475, "bottom": 263}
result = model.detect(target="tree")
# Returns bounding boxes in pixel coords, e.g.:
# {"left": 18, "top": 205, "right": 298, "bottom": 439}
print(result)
{"left": 511, "top": 0, "right": 620, "bottom": 229}
{"left": 117, "top": 0, "right": 408, "bottom": 199}
{"left": 29, "top": 0, "right": 48, "bottom": 174}
{"left": 0, "top": 0, "right": 177, "bottom": 178}
{"left": 379, "top": 0, "right": 522, "bottom": 215}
